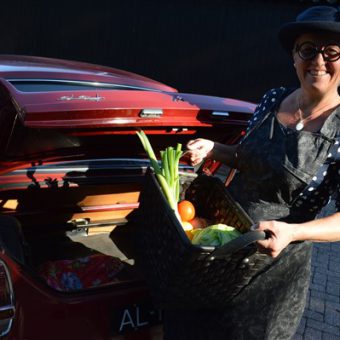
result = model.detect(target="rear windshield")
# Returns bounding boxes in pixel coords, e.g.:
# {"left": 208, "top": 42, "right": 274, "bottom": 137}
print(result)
{"left": 8, "top": 80, "right": 157, "bottom": 93}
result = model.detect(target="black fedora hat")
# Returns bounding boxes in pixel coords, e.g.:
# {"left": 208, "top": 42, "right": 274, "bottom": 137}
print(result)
{"left": 278, "top": 6, "right": 340, "bottom": 52}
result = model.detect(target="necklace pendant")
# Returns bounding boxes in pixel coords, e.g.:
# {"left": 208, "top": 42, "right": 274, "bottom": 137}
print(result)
{"left": 295, "top": 121, "right": 304, "bottom": 131}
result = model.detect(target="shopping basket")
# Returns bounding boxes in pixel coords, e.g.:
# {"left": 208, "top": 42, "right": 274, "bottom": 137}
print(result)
{"left": 130, "top": 168, "right": 273, "bottom": 309}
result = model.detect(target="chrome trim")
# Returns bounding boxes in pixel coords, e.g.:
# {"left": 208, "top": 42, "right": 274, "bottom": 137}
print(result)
{"left": 211, "top": 111, "right": 230, "bottom": 117}
{"left": 8, "top": 158, "right": 194, "bottom": 174}
{"left": 171, "top": 128, "right": 188, "bottom": 132}
{"left": 67, "top": 218, "right": 90, "bottom": 227}
{"left": 7, "top": 78, "right": 163, "bottom": 92}
{"left": 57, "top": 94, "right": 105, "bottom": 102}
{"left": 0, "top": 260, "right": 15, "bottom": 337}
{"left": 172, "top": 95, "right": 184, "bottom": 102}
{"left": 139, "top": 108, "right": 163, "bottom": 118}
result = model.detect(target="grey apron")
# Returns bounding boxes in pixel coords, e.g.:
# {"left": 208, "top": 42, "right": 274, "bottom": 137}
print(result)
{"left": 163, "top": 89, "right": 339, "bottom": 340}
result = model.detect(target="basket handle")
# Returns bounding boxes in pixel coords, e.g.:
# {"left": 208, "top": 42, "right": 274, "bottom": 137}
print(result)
{"left": 208, "top": 230, "right": 266, "bottom": 259}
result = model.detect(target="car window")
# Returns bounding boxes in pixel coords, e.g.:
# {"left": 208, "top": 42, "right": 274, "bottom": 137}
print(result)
{"left": 8, "top": 80, "right": 160, "bottom": 93}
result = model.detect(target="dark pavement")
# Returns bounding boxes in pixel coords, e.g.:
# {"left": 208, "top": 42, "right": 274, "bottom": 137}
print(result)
{"left": 293, "top": 202, "right": 340, "bottom": 340}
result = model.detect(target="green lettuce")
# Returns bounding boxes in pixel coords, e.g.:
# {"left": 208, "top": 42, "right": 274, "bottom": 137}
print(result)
{"left": 191, "top": 224, "right": 241, "bottom": 247}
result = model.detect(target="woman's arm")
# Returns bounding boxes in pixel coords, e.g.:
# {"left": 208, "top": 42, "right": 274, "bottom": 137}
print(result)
{"left": 185, "top": 139, "right": 238, "bottom": 167}
{"left": 256, "top": 212, "right": 340, "bottom": 257}
{"left": 292, "top": 212, "right": 340, "bottom": 242}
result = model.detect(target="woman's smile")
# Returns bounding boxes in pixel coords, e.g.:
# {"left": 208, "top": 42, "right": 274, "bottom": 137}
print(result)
{"left": 307, "top": 69, "right": 328, "bottom": 77}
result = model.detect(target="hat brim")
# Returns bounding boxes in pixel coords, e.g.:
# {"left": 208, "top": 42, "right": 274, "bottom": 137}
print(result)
{"left": 278, "top": 21, "right": 340, "bottom": 52}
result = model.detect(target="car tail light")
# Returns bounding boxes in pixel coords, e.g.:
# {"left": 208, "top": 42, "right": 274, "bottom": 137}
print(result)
{"left": 0, "top": 260, "right": 15, "bottom": 337}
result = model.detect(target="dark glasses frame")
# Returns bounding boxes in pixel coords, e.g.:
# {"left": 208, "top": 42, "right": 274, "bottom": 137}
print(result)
{"left": 295, "top": 41, "right": 340, "bottom": 62}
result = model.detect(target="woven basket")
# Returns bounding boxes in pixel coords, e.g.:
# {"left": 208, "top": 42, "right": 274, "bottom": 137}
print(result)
{"left": 131, "top": 169, "right": 273, "bottom": 309}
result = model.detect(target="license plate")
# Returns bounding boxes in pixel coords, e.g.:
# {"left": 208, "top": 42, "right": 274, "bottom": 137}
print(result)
{"left": 112, "top": 302, "right": 162, "bottom": 335}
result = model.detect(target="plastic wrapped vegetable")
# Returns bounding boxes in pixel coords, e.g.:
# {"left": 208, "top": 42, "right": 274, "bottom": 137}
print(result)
{"left": 191, "top": 224, "right": 241, "bottom": 247}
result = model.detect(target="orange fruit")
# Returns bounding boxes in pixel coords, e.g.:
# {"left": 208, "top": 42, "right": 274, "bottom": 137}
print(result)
{"left": 178, "top": 200, "right": 196, "bottom": 222}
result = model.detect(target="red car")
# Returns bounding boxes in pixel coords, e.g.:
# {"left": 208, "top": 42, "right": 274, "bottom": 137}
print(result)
{"left": 0, "top": 55, "right": 255, "bottom": 340}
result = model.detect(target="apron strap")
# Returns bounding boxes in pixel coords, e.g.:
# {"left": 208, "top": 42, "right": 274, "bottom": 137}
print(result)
{"left": 227, "top": 87, "right": 292, "bottom": 187}
{"left": 242, "top": 87, "right": 295, "bottom": 143}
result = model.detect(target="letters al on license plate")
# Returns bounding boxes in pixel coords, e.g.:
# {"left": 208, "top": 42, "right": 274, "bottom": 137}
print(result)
{"left": 112, "top": 302, "right": 162, "bottom": 335}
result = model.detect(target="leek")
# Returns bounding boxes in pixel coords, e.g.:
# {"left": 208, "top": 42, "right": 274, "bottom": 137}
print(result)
{"left": 136, "top": 130, "right": 183, "bottom": 221}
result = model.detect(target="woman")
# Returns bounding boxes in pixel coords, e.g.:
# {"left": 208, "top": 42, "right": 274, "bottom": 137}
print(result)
{"left": 164, "top": 5, "right": 340, "bottom": 340}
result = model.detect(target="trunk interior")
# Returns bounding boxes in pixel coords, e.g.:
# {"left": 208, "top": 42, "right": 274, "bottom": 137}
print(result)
{"left": 0, "top": 163, "right": 203, "bottom": 291}
{"left": 0, "top": 127, "right": 240, "bottom": 292}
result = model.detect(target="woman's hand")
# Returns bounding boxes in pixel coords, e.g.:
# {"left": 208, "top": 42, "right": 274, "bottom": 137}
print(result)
{"left": 254, "top": 220, "right": 296, "bottom": 258}
{"left": 184, "top": 139, "right": 239, "bottom": 168}
{"left": 185, "top": 139, "right": 215, "bottom": 166}
{"left": 255, "top": 212, "right": 340, "bottom": 257}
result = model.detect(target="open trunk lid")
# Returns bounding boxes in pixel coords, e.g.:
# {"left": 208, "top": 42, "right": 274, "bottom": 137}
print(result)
{"left": 0, "top": 57, "right": 255, "bottom": 171}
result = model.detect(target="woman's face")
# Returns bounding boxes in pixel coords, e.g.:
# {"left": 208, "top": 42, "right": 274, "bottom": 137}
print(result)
{"left": 293, "top": 33, "right": 340, "bottom": 96}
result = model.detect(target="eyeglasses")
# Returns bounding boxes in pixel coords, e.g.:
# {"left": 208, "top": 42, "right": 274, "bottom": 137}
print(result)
{"left": 295, "top": 41, "right": 340, "bottom": 62}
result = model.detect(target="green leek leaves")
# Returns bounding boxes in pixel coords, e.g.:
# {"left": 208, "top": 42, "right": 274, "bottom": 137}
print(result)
{"left": 136, "top": 130, "right": 183, "bottom": 221}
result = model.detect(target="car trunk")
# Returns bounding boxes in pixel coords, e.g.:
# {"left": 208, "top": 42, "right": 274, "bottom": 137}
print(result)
{"left": 0, "top": 82, "right": 251, "bottom": 278}
{"left": 0, "top": 80, "right": 251, "bottom": 289}
{"left": 0, "top": 159, "right": 194, "bottom": 339}
{"left": 0, "top": 143, "right": 233, "bottom": 288}
{"left": 0, "top": 70, "right": 254, "bottom": 337}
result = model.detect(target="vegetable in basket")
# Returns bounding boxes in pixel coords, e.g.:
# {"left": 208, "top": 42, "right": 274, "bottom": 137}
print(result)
{"left": 178, "top": 200, "right": 196, "bottom": 222}
{"left": 191, "top": 224, "right": 241, "bottom": 246}
{"left": 182, "top": 221, "right": 194, "bottom": 240}
{"left": 189, "top": 216, "right": 209, "bottom": 229}
{"left": 136, "top": 130, "right": 183, "bottom": 221}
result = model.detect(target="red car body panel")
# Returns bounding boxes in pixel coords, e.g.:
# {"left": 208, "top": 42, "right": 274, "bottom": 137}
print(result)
{"left": 11, "top": 90, "right": 253, "bottom": 129}
{"left": 0, "top": 55, "right": 255, "bottom": 339}
{"left": 4, "top": 254, "right": 158, "bottom": 340}
{"left": 0, "top": 55, "right": 177, "bottom": 92}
